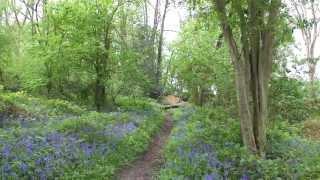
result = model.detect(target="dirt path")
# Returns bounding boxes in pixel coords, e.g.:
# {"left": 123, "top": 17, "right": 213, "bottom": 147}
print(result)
{"left": 118, "top": 113, "right": 173, "bottom": 180}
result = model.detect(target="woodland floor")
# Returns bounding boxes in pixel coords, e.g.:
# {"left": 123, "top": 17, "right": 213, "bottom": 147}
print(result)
{"left": 117, "top": 112, "right": 173, "bottom": 180}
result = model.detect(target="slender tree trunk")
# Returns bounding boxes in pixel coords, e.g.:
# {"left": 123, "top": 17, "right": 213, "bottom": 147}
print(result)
{"left": 154, "top": 0, "right": 169, "bottom": 97}
{"left": 95, "top": 67, "right": 106, "bottom": 112}
{"left": 308, "top": 53, "right": 317, "bottom": 97}
{"left": 144, "top": 0, "right": 148, "bottom": 26}
{"left": 93, "top": 3, "right": 120, "bottom": 111}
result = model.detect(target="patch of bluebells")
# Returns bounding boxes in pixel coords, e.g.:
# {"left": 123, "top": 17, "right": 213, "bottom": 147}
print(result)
{"left": 161, "top": 107, "right": 243, "bottom": 179}
{"left": 1, "top": 111, "right": 79, "bottom": 130}
{"left": 1, "top": 132, "right": 99, "bottom": 178}
{"left": 169, "top": 141, "right": 237, "bottom": 179}
{"left": 110, "top": 109, "right": 156, "bottom": 125}
{"left": 0, "top": 112, "right": 39, "bottom": 128}
{"left": 104, "top": 122, "right": 137, "bottom": 139}
{"left": 0, "top": 109, "right": 155, "bottom": 179}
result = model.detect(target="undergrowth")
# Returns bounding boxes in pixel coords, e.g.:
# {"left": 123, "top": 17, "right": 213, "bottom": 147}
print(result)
{"left": 159, "top": 107, "right": 320, "bottom": 179}
{"left": 0, "top": 92, "right": 165, "bottom": 179}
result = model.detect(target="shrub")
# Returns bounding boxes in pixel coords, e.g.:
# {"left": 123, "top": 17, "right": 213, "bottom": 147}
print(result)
{"left": 269, "top": 77, "right": 310, "bottom": 122}
{"left": 0, "top": 92, "right": 85, "bottom": 118}
{"left": 115, "top": 96, "right": 159, "bottom": 110}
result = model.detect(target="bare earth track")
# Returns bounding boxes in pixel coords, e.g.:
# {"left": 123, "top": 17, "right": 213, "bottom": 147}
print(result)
{"left": 118, "top": 113, "right": 173, "bottom": 180}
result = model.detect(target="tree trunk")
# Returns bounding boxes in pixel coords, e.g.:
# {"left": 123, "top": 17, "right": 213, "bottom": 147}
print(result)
{"left": 95, "top": 74, "right": 105, "bottom": 112}
{"left": 215, "top": 0, "right": 280, "bottom": 156}
{"left": 93, "top": 2, "right": 120, "bottom": 111}
{"left": 154, "top": 0, "right": 169, "bottom": 97}
{"left": 94, "top": 59, "right": 106, "bottom": 112}
{"left": 233, "top": 54, "right": 270, "bottom": 155}
{"left": 233, "top": 57, "right": 257, "bottom": 153}
{"left": 308, "top": 59, "right": 317, "bottom": 97}
{"left": 45, "top": 62, "right": 53, "bottom": 95}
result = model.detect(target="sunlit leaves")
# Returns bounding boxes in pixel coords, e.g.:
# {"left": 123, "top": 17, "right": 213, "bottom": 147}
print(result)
{"left": 170, "top": 17, "right": 232, "bottom": 103}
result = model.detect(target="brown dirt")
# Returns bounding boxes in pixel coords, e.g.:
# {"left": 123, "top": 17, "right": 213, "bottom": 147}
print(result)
{"left": 303, "top": 119, "right": 320, "bottom": 140}
{"left": 117, "top": 113, "right": 173, "bottom": 180}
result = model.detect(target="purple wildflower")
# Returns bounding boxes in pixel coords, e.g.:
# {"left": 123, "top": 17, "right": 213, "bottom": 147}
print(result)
{"left": 3, "top": 163, "right": 11, "bottom": 173}
{"left": 36, "top": 158, "right": 42, "bottom": 166}
{"left": 19, "top": 162, "right": 28, "bottom": 173}
{"left": 205, "top": 174, "right": 214, "bottom": 180}
{"left": 1, "top": 145, "right": 11, "bottom": 158}
{"left": 241, "top": 172, "right": 250, "bottom": 180}
{"left": 46, "top": 133, "right": 63, "bottom": 145}
{"left": 39, "top": 170, "right": 47, "bottom": 180}
{"left": 21, "top": 137, "right": 34, "bottom": 154}
{"left": 204, "top": 173, "right": 221, "bottom": 180}
{"left": 80, "top": 143, "right": 95, "bottom": 157}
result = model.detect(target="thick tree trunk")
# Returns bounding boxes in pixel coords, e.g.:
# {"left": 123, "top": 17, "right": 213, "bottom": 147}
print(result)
{"left": 233, "top": 55, "right": 269, "bottom": 155}
{"left": 215, "top": 0, "right": 279, "bottom": 156}
{"left": 233, "top": 58, "right": 257, "bottom": 152}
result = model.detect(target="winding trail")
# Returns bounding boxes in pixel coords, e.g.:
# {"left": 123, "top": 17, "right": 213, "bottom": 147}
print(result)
{"left": 118, "top": 112, "right": 173, "bottom": 180}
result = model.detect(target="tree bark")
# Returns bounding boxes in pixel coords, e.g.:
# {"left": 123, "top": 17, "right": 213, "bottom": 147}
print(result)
{"left": 215, "top": 0, "right": 280, "bottom": 156}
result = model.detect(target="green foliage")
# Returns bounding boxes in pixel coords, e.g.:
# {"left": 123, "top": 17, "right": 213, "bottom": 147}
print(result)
{"left": 269, "top": 77, "right": 319, "bottom": 123}
{"left": 0, "top": 27, "right": 13, "bottom": 84}
{"left": 57, "top": 112, "right": 112, "bottom": 132}
{"left": 159, "top": 107, "right": 320, "bottom": 179}
{"left": 115, "top": 96, "right": 160, "bottom": 111}
{"left": 3, "top": 0, "right": 159, "bottom": 108}
{"left": 0, "top": 92, "right": 85, "bottom": 117}
{"left": 169, "top": 16, "right": 234, "bottom": 106}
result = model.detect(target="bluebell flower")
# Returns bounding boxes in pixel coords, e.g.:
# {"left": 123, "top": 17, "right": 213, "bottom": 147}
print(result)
{"left": 36, "top": 158, "right": 42, "bottom": 166}
{"left": 1, "top": 145, "right": 11, "bottom": 158}
{"left": 241, "top": 172, "right": 250, "bottom": 180}
{"left": 80, "top": 143, "right": 95, "bottom": 157}
{"left": 39, "top": 170, "right": 47, "bottom": 180}
{"left": 43, "top": 155, "right": 52, "bottom": 166}
{"left": 205, "top": 174, "right": 214, "bottom": 180}
{"left": 21, "top": 137, "right": 34, "bottom": 154}
{"left": 20, "top": 162, "right": 28, "bottom": 173}
{"left": 3, "top": 163, "right": 11, "bottom": 173}
{"left": 204, "top": 173, "right": 221, "bottom": 180}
